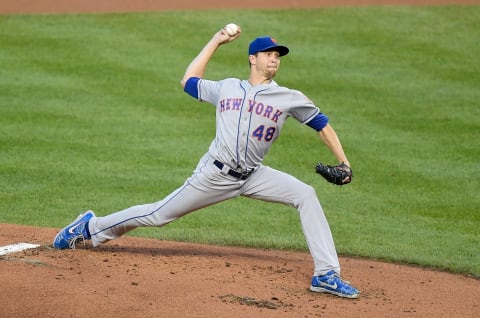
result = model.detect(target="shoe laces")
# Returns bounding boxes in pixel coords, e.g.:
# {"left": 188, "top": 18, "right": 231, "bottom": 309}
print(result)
{"left": 319, "top": 272, "right": 351, "bottom": 287}
{"left": 68, "top": 234, "right": 86, "bottom": 249}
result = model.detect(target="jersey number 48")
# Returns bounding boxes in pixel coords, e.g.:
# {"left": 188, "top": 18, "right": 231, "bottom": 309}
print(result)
{"left": 252, "top": 125, "right": 276, "bottom": 142}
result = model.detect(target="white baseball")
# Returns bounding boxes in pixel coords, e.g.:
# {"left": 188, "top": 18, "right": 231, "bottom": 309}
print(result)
{"left": 225, "top": 23, "right": 239, "bottom": 36}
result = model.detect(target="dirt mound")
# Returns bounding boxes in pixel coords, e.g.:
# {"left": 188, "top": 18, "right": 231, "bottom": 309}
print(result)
{"left": 1, "top": 223, "right": 478, "bottom": 317}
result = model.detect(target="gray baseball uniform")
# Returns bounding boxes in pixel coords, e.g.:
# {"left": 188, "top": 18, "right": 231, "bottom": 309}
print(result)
{"left": 87, "top": 76, "right": 341, "bottom": 276}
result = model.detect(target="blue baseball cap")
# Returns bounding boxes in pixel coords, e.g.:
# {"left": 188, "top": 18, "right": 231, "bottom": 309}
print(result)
{"left": 248, "top": 36, "right": 289, "bottom": 56}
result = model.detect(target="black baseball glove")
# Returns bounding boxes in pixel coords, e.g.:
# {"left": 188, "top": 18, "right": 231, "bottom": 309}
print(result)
{"left": 315, "top": 162, "right": 353, "bottom": 185}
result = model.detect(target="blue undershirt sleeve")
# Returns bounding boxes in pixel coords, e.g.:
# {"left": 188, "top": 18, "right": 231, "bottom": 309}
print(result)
{"left": 184, "top": 77, "right": 200, "bottom": 99}
{"left": 306, "top": 113, "right": 329, "bottom": 131}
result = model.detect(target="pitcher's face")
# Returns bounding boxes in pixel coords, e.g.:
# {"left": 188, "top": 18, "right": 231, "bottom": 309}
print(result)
{"left": 250, "top": 50, "right": 281, "bottom": 79}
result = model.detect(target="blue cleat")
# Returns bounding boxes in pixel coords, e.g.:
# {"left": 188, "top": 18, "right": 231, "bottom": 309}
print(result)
{"left": 310, "top": 270, "right": 360, "bottom": 299}
{"left": 53, "top": 210, "right": 95, "bottom": 249}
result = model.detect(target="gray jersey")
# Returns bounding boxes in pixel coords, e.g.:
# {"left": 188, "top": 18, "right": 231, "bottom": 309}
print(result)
{"left": 198, "top": 78, "right": 320, "bottom": 171}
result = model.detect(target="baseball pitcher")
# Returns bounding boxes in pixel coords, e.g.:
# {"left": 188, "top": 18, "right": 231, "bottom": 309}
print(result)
{"left": 53, "top": 25, "right": 359, "bottom": 299}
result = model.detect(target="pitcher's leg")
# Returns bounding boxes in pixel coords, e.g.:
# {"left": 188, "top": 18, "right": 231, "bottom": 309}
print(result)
{"left": 89, "top": 182, "right": 200, "bottom": 246}
{"left": 294, "top": 184, "right": 340, "bottom": 276}
{"left": 89, "top": 155, "right": 240, "bottom": 247}
{"left": 242, "top": 166, "right": 340, "bottom": 276}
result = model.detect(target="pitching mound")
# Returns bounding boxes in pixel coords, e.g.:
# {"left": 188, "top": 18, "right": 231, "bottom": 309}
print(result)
{"left": 1, "top": 223, "right": 478, "bottom": 317}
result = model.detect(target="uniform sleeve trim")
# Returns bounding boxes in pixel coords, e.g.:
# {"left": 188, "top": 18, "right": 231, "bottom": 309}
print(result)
{"left": 306, "top": 112, "right": 329, "bottom": 131}
{"left": 184, "top": 77, "right": 200, "bottom": 99}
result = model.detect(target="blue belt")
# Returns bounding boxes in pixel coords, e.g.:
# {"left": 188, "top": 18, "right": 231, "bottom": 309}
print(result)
{"left": 213, "top": 160, "right": 254, "bottom": 180}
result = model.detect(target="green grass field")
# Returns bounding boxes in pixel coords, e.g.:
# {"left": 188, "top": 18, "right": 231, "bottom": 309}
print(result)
{"left": 1, "top": 6, "right": 479, "bottom": 277}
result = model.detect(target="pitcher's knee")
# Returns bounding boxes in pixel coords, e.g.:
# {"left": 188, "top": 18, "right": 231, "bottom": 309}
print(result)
{"left": 293, "top": 184, "right": 317, "bottom": 204}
